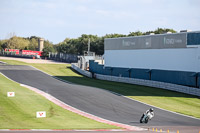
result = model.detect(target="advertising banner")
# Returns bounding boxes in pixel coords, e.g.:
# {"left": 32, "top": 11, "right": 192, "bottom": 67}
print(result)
{"left": 105, "top": 33, "right": 187, "bottom": 50}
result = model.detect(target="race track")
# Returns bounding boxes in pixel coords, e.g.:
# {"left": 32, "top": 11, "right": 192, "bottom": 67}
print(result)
{"left": 0, "top": 65, "right": 200, "bottom": 129}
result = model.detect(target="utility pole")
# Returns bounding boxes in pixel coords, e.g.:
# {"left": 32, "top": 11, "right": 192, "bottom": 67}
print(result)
{"left": 88, "top": 38, "right": 90, "bottom": 55}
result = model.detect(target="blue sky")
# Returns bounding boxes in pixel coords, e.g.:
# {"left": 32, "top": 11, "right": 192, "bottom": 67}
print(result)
{"left": 0, "top": 0, "right": 199, "bottom": 44}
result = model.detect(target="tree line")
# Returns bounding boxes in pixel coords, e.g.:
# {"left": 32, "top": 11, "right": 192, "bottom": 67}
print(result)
{"left": 0, "top": 28, "right": 176, "bottom": 56}
{"left": 0, "top": 36, "right": 55, "bottom": 56}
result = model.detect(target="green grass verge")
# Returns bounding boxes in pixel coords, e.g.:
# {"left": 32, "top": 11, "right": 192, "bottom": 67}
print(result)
{"left": 0, "top": 72, "right": 119, "bottom": 129}
{"left": 1, "top": 59, "right": 200, "bottom": 119}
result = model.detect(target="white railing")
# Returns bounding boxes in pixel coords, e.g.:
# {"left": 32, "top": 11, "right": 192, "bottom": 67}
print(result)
{"left": 71, "top": 63, "right": 92, "bottom": 78}
{"left": 95, "top": 74, "right": 200, "bottom": 97}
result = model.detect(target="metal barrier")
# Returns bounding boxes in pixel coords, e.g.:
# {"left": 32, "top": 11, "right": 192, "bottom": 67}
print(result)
{"left": 49, "top": 52, "right": 78, "bottom": 63}
{"left": 71, "top": 63, "right": 92, "bottom": 78}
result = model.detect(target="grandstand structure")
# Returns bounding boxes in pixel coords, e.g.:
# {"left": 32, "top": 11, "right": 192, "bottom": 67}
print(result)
{"left": 89, "top": 31, "right": 200, "bottom": 88}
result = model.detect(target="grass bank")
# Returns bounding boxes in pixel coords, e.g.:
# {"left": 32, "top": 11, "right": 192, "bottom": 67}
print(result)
{"left": 0, "top": 71, "right": 118, "bottom": 129}
{"left": 1, "top": 59, "right": 200, "bottom": 119}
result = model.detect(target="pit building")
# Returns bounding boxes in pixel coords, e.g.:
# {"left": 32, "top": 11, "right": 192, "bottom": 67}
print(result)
{"left": 90, "top": 31, "right": 200, "bottom": 88}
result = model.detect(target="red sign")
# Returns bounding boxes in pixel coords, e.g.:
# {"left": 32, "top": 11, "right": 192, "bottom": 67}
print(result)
{"left": 5, "top": 49, "right": 42, "bottom": 56}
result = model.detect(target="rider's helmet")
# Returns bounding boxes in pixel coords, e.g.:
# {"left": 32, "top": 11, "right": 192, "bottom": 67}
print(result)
{"left": 149, "top": 108, "right": 153, "bottom": 112}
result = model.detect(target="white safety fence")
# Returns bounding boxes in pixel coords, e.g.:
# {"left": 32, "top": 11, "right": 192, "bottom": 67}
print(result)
{"left": 71, "top": 64, "right": 200, "bottom": 97}
{"left": 71, "top": 63, "right": 92, "bottom": 78}
{"left": 95, "top": 74, "right": 200, "bottom": 97}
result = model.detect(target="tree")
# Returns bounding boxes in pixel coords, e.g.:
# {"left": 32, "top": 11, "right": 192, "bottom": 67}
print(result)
{"left": 1, "top": 28, "right": 177, "bottom": 56}
{"left": 128, "top": 31, "right": 144, "bottom": 36}
{"left": 42, "top": 40, "right": 55, "bottom": 57}
{"left": 153, "top": 28, "right": 176, "bottom": 34}
{"left": 0, "top": 36, "right": 57, "bottom": 54}
{"left": 104, "top": 33, "right": 126, "bottom": 38}
{"left": 42, "top": 46, "right": 53, "bottom": 57}
{"left": 90, "top": 37, "right": 104, "bottom": 55}
{"left": 28, "top": 38, "right": 38, "bottom": 50}
{"left": 6, "top": 36, "right": 29, "bottom": 49}
{"left": 0, "top": 40, "right": 7, "bottom": 50}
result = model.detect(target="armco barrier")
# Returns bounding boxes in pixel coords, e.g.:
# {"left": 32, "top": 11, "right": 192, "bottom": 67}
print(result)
{"left": 71, "top": 64, "right": 200, "bottom": 97}
{"left": 71, "top": 63, "right": 92, "bottom": 78}
{"left": 49, "top": 52, "right": 78, "bottom": 63}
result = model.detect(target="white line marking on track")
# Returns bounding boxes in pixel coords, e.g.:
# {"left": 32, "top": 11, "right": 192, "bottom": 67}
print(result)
{"left": 113, "top": 91, "right": 200, "bottom": 121}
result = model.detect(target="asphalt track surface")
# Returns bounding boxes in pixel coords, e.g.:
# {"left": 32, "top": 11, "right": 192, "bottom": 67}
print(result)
{"left": 0, "top": 65, "right": 200, "bottom": 132}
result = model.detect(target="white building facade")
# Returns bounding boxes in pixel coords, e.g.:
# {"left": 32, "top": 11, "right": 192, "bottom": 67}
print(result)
{"left": 104, "top": 31, "right": 200, "bottom": 73}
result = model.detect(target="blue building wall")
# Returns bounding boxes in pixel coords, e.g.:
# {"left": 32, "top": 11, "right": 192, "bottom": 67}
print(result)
{"left": 198, "top": 73, "right": 200, "bottom": 87}
{"left": 89, "top": 60, "right": 200, "bottom": 88}
{"left": 111, "top": 67, "right": 129, "bottom": 77}
{"left": 151, "top": 69, "right": 196, "bottom": 87}
{"left": 89, "top": 60, "right": 95, "bottom": 73}
{"left": 130, "top": 68, "right": 150, "bottom": 80}
{"left": 187, "top": 33, "right": 200, "bottom": 45}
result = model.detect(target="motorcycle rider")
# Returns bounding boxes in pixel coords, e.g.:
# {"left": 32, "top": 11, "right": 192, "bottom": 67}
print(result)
{"left": 147, "top": 108, "right": 154, "bottom": 118}
{"left": 140, "top": 108, "right": 154, "bottom": 123}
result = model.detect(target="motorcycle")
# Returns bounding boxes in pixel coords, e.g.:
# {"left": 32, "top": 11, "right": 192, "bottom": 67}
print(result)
{"left": 140, "top": 111, "right": 154, "bottom": 123}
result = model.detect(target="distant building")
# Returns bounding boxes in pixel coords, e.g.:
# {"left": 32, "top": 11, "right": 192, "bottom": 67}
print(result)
{"left": 38, "top": 38, "right": 44, "bottom": 51}
{"left": 89, "top": 31, "right": 200, "bottom": 87}
{"left": 104, "top": 31, "right": 200, "bottom": 72}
